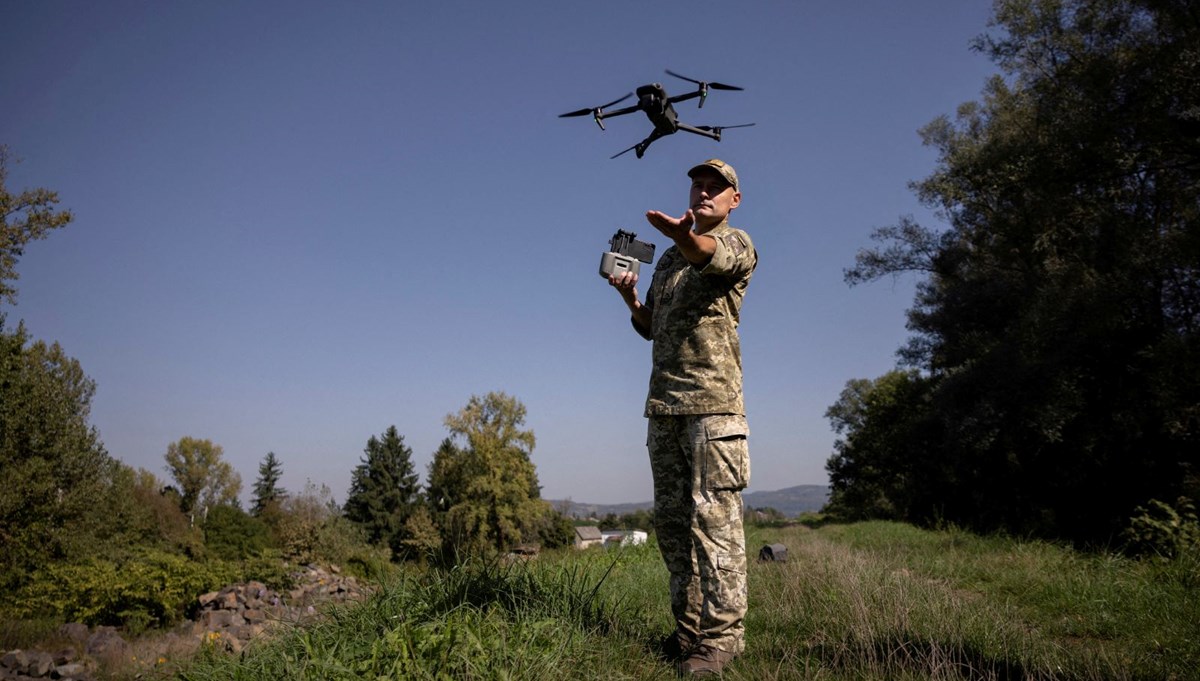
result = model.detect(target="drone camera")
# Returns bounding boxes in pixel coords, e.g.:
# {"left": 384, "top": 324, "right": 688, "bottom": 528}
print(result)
{"left": 599, "top": 229, "right": 656, "bottom": 279}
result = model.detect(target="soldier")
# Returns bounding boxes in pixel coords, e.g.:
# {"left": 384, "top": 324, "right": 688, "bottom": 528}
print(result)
{"left": 608, "top": 159, "right": 757, "bottom": 676}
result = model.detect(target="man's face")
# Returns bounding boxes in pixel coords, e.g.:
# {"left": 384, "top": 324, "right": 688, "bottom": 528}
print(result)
{"left": 690, "top": 170, "right": 741, "bottom": 228}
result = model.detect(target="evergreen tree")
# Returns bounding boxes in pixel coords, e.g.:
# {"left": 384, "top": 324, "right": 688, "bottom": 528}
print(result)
{"left": 251, "top": 451, "right": 287, "bottom": 516}
{"left": 343, "top": 426, "right": 421, "bottom": 557}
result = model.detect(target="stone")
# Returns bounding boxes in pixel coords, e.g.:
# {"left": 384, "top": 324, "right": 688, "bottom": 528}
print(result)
{"left": 1, "top": 649, "right": 29, "bottom": 672}
{"left": 85, "top": 627, "right": 125, "bottom": 657}
{"left": 51, "top": 662, "right": 88, "bottom": 679}
{"left": 50, "top": 649, "right": 75, "bottom": 666}
{"left": 200, "top": 610, "right": 234, "bottom": 629}
{"left": 56, "top": 624, "right": 89, "bottom": 645}
{"left": 27, "top": 651, "right": 54, "bottom": 677}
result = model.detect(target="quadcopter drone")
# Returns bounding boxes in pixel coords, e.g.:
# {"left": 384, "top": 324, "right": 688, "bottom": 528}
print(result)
{"left": 559, "top": 70, "right": 755, "bottom": 159}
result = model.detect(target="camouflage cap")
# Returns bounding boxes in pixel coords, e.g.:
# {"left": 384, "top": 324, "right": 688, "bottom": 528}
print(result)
{"left": 687, "top": 158, "right": 739, "bottom": 192}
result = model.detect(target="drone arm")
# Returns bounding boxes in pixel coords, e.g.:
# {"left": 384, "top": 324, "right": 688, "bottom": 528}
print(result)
{"left": 600, "top": 104, "right": 642, "bottom": 119}
{"left": 676, "top": 123, "right": 721, "bottom": 141}
{"left": 667, "top": 91, "right": 703, "bottom": 106}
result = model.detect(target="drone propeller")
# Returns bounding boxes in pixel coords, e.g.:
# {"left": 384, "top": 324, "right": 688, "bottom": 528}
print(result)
{"left": 610, "top": 143, "right": 640, "bottom": 159}
{"left": 665, "top": 70, "right": 744, "bottom": 108}
{"left": 559, "top": 93, "right": 633, "bottom": 130}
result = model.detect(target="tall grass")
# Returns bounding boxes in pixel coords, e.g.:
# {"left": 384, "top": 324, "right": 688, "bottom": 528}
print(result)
{"left": 176, "top": 523, "right": 1198, "bottom": 680}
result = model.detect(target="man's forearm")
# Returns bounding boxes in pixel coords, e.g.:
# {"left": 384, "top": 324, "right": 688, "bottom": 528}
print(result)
{"left": 627, "top": 298, "right": 651, "bottom": 333}
{"left": 675, "top": 232, "right": 716, "bottom": 267}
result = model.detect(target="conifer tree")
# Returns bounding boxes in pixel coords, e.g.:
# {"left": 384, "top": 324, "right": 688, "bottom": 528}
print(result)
{"left": 251, "top": 451, "right": 287, "bottom": 516}
{"left": 343, "top": 426, "right": 421, "bottom": 557}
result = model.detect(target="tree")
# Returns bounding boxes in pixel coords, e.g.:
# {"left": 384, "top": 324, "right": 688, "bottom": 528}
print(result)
{"left": 841, "top": 0, "right": 1200, "bottom": 543}
{"left": 433, "top": 392, "right": 548, "bottom": 555}
{"left": 343, "top": 426, "right": 421, "bottom": 557}
{"left": 824, "top": 371, "right": 941, "bottom": 522}
{"left": 0, "top": 321, "right": 114, "bottom": 586}
{"left": 0, "top": 145, "right": 73, "bottom": 306}
{"left": 251, "top": 451, "right": 287, "bottom": 517}
{"left": 276, "top": 480, "right": 381, "bottom": 568}
{"left": 164, "top": 437, "right": 242, "bottom": 525}
{"left": 202, "top": 504, "right": 272, "bottom": 560}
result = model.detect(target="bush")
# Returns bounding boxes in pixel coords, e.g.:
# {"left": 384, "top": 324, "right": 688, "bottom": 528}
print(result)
{"left": 9, "top": 549, "right": 238, "bottom": 630}
{"left": 1123, "top": 497, "right": 1200, "bottom": 559}
{"left": 202, "top": 504, "right": 273, "bottom": 560}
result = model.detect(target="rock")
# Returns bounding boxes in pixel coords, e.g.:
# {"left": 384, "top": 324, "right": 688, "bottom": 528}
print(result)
{"left": 56, "top": 624, "right": 89, "bottom": 645}
{"left": 217, "top": 590, "right": 239, "bottom": 610}
{"left": 200, "top": 610, "right": 234, "bottom": 629}
{"left": 51, "top": 662, "right": 88, "bottom": 679}
{"left": 27, "top": 651, "right": 54, "bottom": 677}
{"left": 2, "top": 649, "right": 29, "bottom": 672}
{"left": 50, "top": 649, "right": 75, "bottom": 666}
{"left": 84, "top": 628, "right": 126, "bottom": 657}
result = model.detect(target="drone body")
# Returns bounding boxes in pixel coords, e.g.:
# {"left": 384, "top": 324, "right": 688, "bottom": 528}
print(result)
{"left": 560, "top": 70, "right": 755, "bottom": 159}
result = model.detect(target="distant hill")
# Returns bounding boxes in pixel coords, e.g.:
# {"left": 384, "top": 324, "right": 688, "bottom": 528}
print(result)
{"left": 552, "top": 484, "right": 829, "bottom": 519}
{"left": 743, "top": 485, "right": 830, "bottom": 517}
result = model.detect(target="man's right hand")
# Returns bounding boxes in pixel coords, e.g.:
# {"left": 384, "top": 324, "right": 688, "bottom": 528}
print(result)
{"left": 608, "top": 271, "right": 639, "bottom": 307}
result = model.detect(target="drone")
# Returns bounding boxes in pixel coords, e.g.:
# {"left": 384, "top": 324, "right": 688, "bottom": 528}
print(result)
{"left": 559, "top": 70, "right": 755, "bottom": 159}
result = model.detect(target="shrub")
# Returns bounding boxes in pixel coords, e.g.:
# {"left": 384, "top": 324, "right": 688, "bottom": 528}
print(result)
{"left": 9, "top": 549, "right": 237, "bottom": 630}
{"left": 202, "top": 504, "right": 273, "bottom": 560}
{"left": 1123, "top": 497, "right": 1200, "bottom": 559}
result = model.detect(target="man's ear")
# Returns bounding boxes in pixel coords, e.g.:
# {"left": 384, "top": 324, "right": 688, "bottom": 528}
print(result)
{"left": 730, "top": 191, "right": 742, "bottom": 210}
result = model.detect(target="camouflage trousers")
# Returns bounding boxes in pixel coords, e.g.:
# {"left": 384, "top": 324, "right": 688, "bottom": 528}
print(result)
{"left": 647, "top": 414, "right": 749, "bottom": 654}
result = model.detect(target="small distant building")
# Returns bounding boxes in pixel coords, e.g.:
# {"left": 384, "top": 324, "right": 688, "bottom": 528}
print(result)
{"left": 574, "top": 525, "right": 604, "bottom": 550}
{"left": 601, "top": 530, "right": 649, "bottom": 547}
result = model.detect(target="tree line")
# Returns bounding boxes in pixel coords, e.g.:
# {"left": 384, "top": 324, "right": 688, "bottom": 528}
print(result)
{"left": 0, "top": 144, "right": 573, "bottom": 607}
{"left": 824, "top": 0, "right": 1199, "bottom": 548}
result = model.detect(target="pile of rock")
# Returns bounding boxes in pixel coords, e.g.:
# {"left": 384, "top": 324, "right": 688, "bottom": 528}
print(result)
{"left": 1, "top": 648, "right": 88, "bottom": 681}
{"left": 0, "top": 623, "right": 119, "bottom": 681}
{"left": 188, "top": 564, "right": 373, "bottom": 653}
{"left": 0, "top": 563, "right": 375, "bottom": 677}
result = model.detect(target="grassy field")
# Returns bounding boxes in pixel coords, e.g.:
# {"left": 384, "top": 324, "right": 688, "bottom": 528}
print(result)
{"left": 174, "top": 521, "right": 1199, "bottom": 680}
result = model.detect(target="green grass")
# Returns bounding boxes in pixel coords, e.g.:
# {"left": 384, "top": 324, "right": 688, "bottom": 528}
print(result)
{"left": 174, "top": 522, "right": 1200, "bottom": 680}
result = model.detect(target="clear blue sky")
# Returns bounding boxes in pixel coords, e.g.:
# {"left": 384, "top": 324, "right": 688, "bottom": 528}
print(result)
{"left": 1, "top": 1, "right": 997, "bottom": 505}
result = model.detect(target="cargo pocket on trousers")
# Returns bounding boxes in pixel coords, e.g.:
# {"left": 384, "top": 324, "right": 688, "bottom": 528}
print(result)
{"left": 701, "top": 415, "right": 750, "bottom": 491}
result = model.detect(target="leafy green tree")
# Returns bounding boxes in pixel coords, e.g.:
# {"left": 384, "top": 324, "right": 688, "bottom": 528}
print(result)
{"left": 343, "top": 426, "right": 421, "bottom": 557}
{"left": 434, "top": 392, "right": 547, "bottom": 555}
{"left": 97, "top": 464, "right": 202, "bottom": 558}
{"left": 276, "top": 480, "right": 388, "bottom": 573}
{"left": 842, "top": 0, "right": 1200, "bottom": 542}
{"left": 0, "top": 145, "right": 73, "bottom": 305}
{"left": 824, "top": 371, "right": 940, "bottom": 522}
{"left": 400, "top": 505, "right": 443, "bottom": 564}
{"left": 164, "top": 437, "right": 242, "bottom": 525}
{"left": 535, "top": 508, "right": 576, "bottom": 550}
{"left": 0, "top": 322, "right": 113, "bottom": 587}
{"left": 202, "top": 504, "right": 272, "bottom": 560}
{"left": 251, "top": 451, "right": 287, "bottom": 517}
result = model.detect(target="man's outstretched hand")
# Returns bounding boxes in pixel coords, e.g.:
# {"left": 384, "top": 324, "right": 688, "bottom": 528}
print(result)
{"left": 645, "top": 208, "right": 715, "bottom": 266}
{"left": 645, "top": 209, "right": 695, "bottom": 242}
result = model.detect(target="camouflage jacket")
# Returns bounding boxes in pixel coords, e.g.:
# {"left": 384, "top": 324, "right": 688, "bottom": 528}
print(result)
{"left": 633, "top": 220, "right": 756, "bottom": 416}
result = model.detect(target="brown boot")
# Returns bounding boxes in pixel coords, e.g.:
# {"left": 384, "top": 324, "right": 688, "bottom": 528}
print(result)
{"left": 659, "top": 630, "right": 696, "bottom": 662}
{"left": 678, "top": 643, "right": 737, "bottom": 676}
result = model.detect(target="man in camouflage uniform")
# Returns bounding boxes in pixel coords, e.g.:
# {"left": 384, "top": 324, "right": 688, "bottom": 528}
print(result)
{"left": 608, "top": 159, "right": 756, "bottom": 676}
